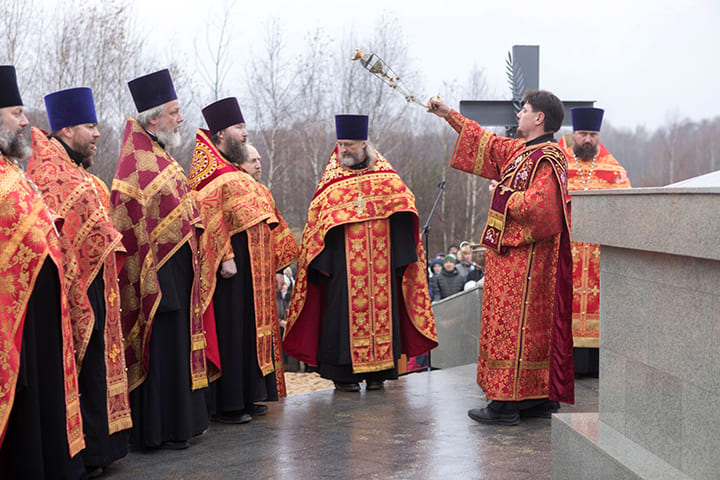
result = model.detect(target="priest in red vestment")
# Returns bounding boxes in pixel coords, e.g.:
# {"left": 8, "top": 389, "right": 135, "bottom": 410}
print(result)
{"left": 233, "top": 142, "right": 299, "bottom": 300}
{"left": 283, "top": 114, "right": 437, "bottom": 392}
{"left": 236, "top": 143, "right": 301, "bottom": 373}
{"left": 558, "top": 107, "right": 631, "bottom": 377}
{"left": 110, "top": 69, "right": 209, "bottom": 450}
{"left": 189, "top": 97, "right": 294, "bottom": 423}
{"left": 27, "top": 87, "right": 132, "bottom": 476}
{"left": 428, "top": 90, "right": 574, "bottom": 425}
{"left": 0, "top": 65, "right": 86, "bottom": 478}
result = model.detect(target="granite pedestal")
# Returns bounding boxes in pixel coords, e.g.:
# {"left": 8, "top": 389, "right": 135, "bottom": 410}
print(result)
{"left": 553, "top": 172, "right": 720, "bottom": 479}
{"left": 431, "top": 285, "right": 482, "bottom": 369}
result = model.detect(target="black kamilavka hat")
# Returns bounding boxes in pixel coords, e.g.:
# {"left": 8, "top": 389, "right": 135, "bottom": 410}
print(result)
{"left": 128, "top": 69, "right": 177, "bottom": 112}
{"left": 571, "top": 107, "right": 604, "bottom": 132}
{"left": 335, "top": 114, "right": 368, "bottom": 140}
{"left": 0, "top": 65, "right": 23, "bottom": 108}
{"left": 202, "top": 97, "right": 245, "bottom": 136}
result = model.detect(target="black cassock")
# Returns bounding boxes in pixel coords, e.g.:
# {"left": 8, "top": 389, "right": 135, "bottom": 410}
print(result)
{"left": 129, "top": 243, "right": 209, "bottom": 448}
{"left": 78, "top": 267, "right": 129, "bottom": 469}
{"left": 207, "top": 231, "right": 278, "bottom": 416}
{"left": 0, "top": 259, "right": 86, "bottom": 479}
{"left": 309, "top": 212, "right": 417, "bottom": 384}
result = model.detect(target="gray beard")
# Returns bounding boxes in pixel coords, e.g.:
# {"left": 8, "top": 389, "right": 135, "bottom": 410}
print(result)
{"left": 0, "top": 122, "right": 32, "bottom": 167}
{"left": 157, "top": 128, "right": 181, "bottom": 149}
{"left": 340, "top": 150, "right": 364, "bottom": 167}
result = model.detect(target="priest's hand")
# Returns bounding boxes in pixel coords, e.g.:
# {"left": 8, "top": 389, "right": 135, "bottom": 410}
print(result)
{"left": 426, "top": 97, "right": 449, "bottom": 118}
{"left": 220, "top": 259, "right": 237, "bottom": 279}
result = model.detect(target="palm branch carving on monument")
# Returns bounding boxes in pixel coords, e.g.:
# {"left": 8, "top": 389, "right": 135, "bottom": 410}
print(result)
{"left": 505, "top": 50, "right": 526, "bottom": 136}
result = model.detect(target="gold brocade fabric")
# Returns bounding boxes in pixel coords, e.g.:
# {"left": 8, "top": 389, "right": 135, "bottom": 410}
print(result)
{"left": 256, "top": 183, "right": 299, "bottom": 396}
{"left": 0, "top": 156, "right": 85, "bottom": 455}
{"left": 559, "top": 135, "right": 631, "bottom": 348}
{"left": 190, "top": 129, "right": 275, "bottom": 319}
{"left": 345, "top": 219, "right": 395, "bottom": 372}
{"left": 27, "top": 129, "right": 132, "bottom": 434}
{"left": 256, "top": 183, "right": 299, "bottom": 272}
{"left": 189, "top": 129, "right": 287, "bottom": 392}
{"left": 283, "top": 148, "right": 437, "bottom": 373}
{"left": 447, "top": 110, "right": 574, "bottom": 403}
{"left": 246, "top": 223, "right": 286, "bottom": 394}
{"left": 110, "top": 118, "right": 207, "bottom": 392}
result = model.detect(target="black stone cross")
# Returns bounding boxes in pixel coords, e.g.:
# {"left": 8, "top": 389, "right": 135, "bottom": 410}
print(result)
{"left": 459, "top": 45, "right": 594, "bottom": 133}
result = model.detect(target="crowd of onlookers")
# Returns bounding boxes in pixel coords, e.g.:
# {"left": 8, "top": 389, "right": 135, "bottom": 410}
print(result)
{"left": 406, "top": 241, "right": 486, "bottom": 372}
{"left": 428, "top": 242, "right": 485, "bottom": 302}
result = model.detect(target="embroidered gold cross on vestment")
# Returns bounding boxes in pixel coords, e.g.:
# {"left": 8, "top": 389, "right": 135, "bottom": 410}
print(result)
{"left": 354, "top": 193, "right": 366, "bottom": 215}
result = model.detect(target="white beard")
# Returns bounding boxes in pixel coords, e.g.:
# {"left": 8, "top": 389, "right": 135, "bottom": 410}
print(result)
{"left": 157, "top": 128, "right": 181, "bottom": 149}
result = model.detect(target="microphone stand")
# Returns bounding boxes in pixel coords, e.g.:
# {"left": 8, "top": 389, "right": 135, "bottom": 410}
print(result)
{"left": 421, "top": 180, "right": 446, "bottom": 372}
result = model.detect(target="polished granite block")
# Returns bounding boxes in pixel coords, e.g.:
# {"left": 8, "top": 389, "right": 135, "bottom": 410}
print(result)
{"left": 431, "top": 286, "right": 482, "bottom": 369}
{"left": 600, "top": 267, "right": 651, "bottom": 364}
{"left": 602, "top": 251, "right": 717, "bottom": 393}
{"left": 102, "top": 365, "right": 598, "bottom": 479}
{"left": 599, "top": 348, "right": 626, "bottom": 431}
{"left": 714, "top": 296, "right": 720, "bottom": 394}
{"left": 552, "top": 413, "right": 691, "bottom": 480}
{"left": 682, "top": 383, "right": 720, "bottom": 479}
{"left": 623, "top": 361, "right": 683, "bottom": 469}
{"left": 569, "top": 181, "right": 720, "bottom": 479}
{"left": 601, "top": 248, "right": 720, "bottom": 295}
{"left": 552, "top": 413, "right": 629, "bottom": 480}
{"left": 571, "top": 188, "right": 720, "bottom": 261}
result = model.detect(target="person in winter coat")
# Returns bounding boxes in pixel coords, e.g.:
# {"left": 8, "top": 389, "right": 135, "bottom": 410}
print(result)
{"left": 432, "top": 254, "right": 465, "bottom": 301}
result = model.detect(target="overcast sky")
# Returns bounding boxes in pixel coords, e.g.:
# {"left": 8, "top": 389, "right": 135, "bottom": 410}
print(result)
{"left": 135, "top": 0, "right": 717, "bottom": 130}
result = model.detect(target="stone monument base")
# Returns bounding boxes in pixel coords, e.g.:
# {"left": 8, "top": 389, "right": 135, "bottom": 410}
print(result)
{"left": 552, "top": 413, "right": 690, "bottom": 480}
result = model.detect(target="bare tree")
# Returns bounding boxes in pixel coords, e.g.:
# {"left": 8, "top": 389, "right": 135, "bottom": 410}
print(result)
{"left": 194, "top": 3, "right": 235, "bottom": 103}
{"left": 246, "top": 18, "right": 304, "bottom": 191}
{"left": 412, "top": 66, "right": 494, "bottom": 251}
{"left": 335, "top": 13, "right": 417, "bottom": 153}
{"left": 459, "top": 66, "right": 493, "bottom": 244}
{"left": 661, "top": 111, "right": 683, "bottom": 184}
{"left": 293, "top": 28, "right": 336, "bottom": 182}
{"left": 33, "top": 1, "right": 154, "bottom": 184}
{"left": 1, "top": 0, "right": 48, "bottom": 106}
{"left": 1, "top": 0, "right": 38, "bottom": 67}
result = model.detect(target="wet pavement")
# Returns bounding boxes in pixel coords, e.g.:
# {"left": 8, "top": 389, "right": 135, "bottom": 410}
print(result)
{"left": 103, "top": 364, "right": 598, "bottom": 480}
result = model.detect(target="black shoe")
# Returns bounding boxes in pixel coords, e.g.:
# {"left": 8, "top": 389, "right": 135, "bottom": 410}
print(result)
{"left": 86, "top": 467, "right": 104, "bottom": 479}
{"left": 249, "top": 403, "right": 268, "bottom": 416}
{"left": 468, "top": 407, "right": 520, "bottom": 426}
{"left": 333, "top": 381, "right": 360, "bottom": 392}
{"left": 366, "top": 380, "right": 384, "bottom": 390}
{"left": 162, "top": 440, "right": 191, "bottom": 450}
{"left": 214, "top": 411, "right": 252, "bottom": 424}
{"left": 519, "top": 403, "right": 559, "bottom": 419}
